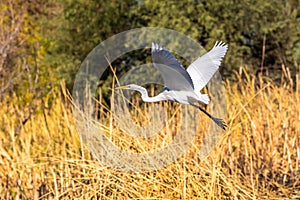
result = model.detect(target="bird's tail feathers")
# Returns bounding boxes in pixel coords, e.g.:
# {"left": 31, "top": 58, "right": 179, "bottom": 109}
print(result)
{"left": 198, "top": 94, "right": 210, "bottom": 104}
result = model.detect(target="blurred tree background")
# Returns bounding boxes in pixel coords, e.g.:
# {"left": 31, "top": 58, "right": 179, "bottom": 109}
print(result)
{"left": 1, "top": 0, "right": 299, "bottom": 131}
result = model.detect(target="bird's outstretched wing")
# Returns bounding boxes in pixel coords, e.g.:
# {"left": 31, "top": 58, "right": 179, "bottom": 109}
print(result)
{"left": 186, "top": 41, "right": 228, "bottom": 92}
{"left": 151, "top": 43, "right": 194, "bottom": 91}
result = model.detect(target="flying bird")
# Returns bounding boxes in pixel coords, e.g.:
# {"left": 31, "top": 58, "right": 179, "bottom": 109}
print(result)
{"left": 116, "top": 42, "right": 228, "bottom": 130}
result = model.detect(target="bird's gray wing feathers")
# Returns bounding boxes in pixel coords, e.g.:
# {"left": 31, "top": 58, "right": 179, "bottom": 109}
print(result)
{"left": 186, "top": 41, "right": 228, "bottom": 92}
{"left": 151, "top": 43, "right": 194, "bottom": 91}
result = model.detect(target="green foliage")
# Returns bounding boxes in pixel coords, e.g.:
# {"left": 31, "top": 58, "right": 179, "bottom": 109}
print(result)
{"left": 134, "top": 0, "right": 300, "bottom": 77}
{"left": 44, "top": 0, "right": 139, "bottom": 90}
{"left": 53, "top": 0, "right": 300, "bottom": 88}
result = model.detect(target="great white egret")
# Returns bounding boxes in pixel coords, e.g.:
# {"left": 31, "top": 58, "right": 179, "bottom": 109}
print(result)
{"left": 116, "top": 42, "right": 228, "bottom": 130}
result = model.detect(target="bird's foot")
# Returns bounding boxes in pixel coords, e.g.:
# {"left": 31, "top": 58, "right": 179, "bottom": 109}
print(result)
{"left": 212, "top": 117, "right": 227, "bottom": 130}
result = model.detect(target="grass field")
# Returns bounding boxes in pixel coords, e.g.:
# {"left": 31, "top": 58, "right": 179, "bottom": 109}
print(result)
{"left": 1, "top": 68, "right": 299, "bottom": 199}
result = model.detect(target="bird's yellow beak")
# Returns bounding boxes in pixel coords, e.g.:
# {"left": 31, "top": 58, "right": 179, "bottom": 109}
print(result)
{"left": 115, "top": 85, "right": 129, "bottom": 90}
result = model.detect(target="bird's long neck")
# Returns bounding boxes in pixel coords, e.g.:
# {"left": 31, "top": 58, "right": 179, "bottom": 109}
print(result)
{"left": 133, "top": 86, "right": 166, "bottom": 102}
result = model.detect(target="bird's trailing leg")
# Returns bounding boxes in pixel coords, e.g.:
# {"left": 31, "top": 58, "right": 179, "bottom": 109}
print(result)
{"left": 190, "top": 103, "right": 227, "bottom": 130}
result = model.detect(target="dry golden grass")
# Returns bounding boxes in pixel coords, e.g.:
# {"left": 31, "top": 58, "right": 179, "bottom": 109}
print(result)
{"left": 0, "top": 69, "right": 299, "bottom": 199}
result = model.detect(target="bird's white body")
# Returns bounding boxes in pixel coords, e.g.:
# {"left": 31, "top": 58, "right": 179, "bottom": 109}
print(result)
{"left": 116, "top": 41, "right": 228, "bottom": 129}
{"left": 163, "top": 90, "right": 209, "bottom": 105}
{"left": 130, "top": 84, "right": 209, "bottom": 105}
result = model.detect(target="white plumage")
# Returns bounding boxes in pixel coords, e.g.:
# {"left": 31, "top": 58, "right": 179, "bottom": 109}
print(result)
{"left": 116, "top": 42, "right": 228, "bottom": 130}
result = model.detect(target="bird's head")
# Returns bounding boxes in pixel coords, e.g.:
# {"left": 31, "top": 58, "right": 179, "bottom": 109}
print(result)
{"left": 115, "top": 84, "right": 142, "bottom": 91}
